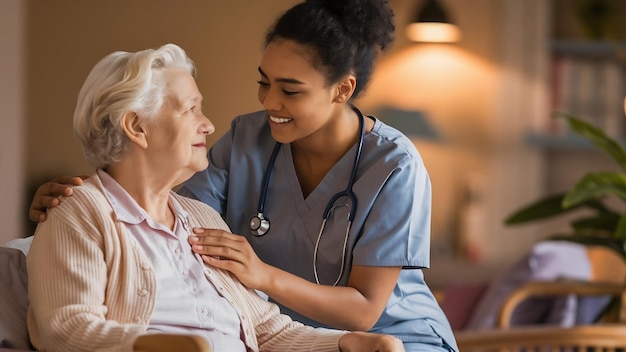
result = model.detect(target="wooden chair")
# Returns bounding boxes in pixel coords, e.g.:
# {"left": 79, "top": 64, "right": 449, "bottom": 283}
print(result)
{"left": 133, "top": 334, "right": 212, "bottom": 352}
{"left": 455, "top": 246, "right": 626, "bottom": 351}
{"left": 457, "top": 324, "right": 626, "bottom": 351}
{"left": 0, "top": 334, "right": 212, "bottom": 352}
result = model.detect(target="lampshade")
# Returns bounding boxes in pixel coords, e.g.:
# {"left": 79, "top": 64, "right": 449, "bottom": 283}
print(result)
{"left": 376, "top": 106, "right": 443, "bottom": 142}
{"left": 406, "top": 0, "right": 461, "bottom": 43}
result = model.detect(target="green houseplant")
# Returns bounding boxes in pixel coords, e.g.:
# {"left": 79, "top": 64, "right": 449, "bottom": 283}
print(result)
{"left": 505, "top": 113, "right": 626, "bottom": 260}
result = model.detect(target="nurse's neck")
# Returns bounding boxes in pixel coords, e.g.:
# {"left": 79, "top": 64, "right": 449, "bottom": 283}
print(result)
{"left": 291, "top": 107, "right": 368, "bottom": 198}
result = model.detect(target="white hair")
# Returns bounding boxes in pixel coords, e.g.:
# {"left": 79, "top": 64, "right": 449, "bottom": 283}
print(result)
{"left": 73, "top": 43, "right": 196, "bottom": 168}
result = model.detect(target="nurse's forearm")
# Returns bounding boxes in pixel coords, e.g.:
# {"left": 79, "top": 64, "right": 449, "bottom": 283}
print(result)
{"left": 189, "top": 228, "right": 398, "bottom": 330}
{"left": 260, "top": 265, "right": 401, "bottom": 331}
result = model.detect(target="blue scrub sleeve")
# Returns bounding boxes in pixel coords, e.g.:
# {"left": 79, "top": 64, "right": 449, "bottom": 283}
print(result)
{"left": 352, "top": 155, "right": 432, "bottom": 268}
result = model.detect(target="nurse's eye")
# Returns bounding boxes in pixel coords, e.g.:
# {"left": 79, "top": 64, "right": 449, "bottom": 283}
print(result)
{"left": 257, "top": 80, "right": 269, "bottom": 88}
{"left": 283, "top": 89, "right": 299, "bottom": 96}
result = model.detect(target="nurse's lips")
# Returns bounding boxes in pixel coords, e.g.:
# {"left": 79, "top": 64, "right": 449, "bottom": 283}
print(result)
{"left": 193, "top": 143, "right": 206, "bottom": 148}
{"left": 269, "top": 115, "right": 292, "bottom": 124}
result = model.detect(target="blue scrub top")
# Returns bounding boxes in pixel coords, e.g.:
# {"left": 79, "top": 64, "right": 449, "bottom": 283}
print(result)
{"left": 180, "top": 110, "right": 458, "bottom": 351}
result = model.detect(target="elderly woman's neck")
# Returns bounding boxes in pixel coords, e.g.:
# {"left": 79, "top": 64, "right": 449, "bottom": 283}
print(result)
{"left": 105, "top": 164, "right": 176, "bottom": 230}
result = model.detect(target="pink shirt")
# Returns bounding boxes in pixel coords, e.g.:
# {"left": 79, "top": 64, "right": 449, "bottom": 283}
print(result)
{"left": 98, "top": 169, "right": 245, "bottom": 352}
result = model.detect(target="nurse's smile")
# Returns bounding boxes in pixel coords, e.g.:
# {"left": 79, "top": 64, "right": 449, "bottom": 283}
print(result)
{"left": 269, "top": 115, "right": 292, "bottom": 123}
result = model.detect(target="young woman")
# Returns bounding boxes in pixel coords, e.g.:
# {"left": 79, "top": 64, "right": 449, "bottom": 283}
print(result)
{"left": 29, "top": 1, "right": 457, "bottom": 351}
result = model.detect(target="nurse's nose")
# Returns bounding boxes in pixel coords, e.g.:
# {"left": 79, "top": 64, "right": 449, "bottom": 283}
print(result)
{"left": 260, "top": 87, "right": 282, "bottom": 112}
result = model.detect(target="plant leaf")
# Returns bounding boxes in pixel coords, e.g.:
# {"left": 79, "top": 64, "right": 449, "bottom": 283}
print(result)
{"left": 584, "top": 199, "right": 616, "bottom": 213}
{"left": 557, "top": 113, "right": 626, "bottom": 170}
{"left": 563, "top": 172, "right": 626, "bottom": 208}
{"left": 504, "top": 192, "right": 615, "bottom": 225}
{"left": 504, "top": 193, "right": 569, "bottom": 225}
{"left": 614, "top": 213, "right": 626, "bottom": 240}
{"left": 571, "top": 213, "right": 620, "bottom": 233}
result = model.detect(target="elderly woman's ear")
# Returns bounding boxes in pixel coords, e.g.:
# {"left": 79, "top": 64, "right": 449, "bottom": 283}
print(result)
{"left": 121, "top": 112, "right": 148, "bottom": 149}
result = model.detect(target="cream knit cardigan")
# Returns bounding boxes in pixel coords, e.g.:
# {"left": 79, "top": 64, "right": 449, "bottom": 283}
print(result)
{"left": 26, "top": 174, "right": 345, "bottom": 352}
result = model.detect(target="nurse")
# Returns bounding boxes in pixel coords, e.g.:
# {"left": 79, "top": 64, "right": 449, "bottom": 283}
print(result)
{"left": 29, "top": 0, "right": 457, "bottom": 351}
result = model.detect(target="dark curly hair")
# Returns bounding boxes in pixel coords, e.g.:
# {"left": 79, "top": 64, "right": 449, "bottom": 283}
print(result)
{"left": 264, "top": 0, "right": 395, "bottom": 100}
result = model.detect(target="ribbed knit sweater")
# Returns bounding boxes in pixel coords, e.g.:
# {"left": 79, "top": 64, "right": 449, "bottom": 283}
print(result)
{"left": 26, "top": 174, "right": 346, "bottom": 352}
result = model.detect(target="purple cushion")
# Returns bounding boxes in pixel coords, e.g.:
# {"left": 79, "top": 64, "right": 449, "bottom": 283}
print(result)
{"left": 464, "top": 241, "right": 608, "bottom": 330}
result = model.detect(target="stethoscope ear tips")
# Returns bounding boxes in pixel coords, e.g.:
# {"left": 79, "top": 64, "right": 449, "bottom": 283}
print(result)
{"left": 249, "top": 213, "right": 270, "bottom": 236}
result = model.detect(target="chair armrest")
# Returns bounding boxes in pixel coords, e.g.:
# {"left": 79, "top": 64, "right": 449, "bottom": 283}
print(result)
{"left": 133, "top": 334, "right": 212, "bottom": 352}
{"left": 0, "top": 334, "right": 212, "bottom": 352}
{"left": 498, "top": 280, "right": 626, "bottom": 328}
{"left": 456, "top": 324, "right": 626, "bottom": 350}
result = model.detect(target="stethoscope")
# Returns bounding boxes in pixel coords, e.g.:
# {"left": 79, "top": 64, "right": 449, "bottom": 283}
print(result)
{"left": 249, "top": 106, "right": 365, "bottom": 285}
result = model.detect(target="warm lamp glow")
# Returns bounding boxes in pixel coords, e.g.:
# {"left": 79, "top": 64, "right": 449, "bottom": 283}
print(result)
{"left": 406, "top": 22, "right": 461, "bottom": 43}
{"left": 407, "top": 0, "right": 461, "bottom": 43}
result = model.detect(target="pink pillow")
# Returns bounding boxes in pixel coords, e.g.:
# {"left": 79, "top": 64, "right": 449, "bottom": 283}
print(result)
{"left": 439, "top": 282, "right": 488, "bottom": 330}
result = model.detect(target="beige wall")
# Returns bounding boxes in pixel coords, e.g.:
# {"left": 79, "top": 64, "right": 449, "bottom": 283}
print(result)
{"left": 0, "top": 0, "right": 26, "bottom": 242}
{"left": 7, "top": 0, "right": 558, "bottom": 285}
{"left": 23, "top": 0, "right": 300, "bottom": 233}
{"left": 24, "top": 1, "right": 300, "bottom": 176}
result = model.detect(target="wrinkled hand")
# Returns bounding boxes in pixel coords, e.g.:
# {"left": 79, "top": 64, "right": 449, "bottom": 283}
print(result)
{"left": 29, "top": 176, "right": 87, "bottom": 222}
{"left": 339, "top": 332, "right": 405, "bottom": 352}
{"left": 190, "top": 228, "right": 272, "bottom": 291}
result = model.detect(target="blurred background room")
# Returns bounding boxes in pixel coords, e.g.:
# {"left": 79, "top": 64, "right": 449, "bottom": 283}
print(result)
{"left": 2, "top": 0, "right": 626, "bottom": 295}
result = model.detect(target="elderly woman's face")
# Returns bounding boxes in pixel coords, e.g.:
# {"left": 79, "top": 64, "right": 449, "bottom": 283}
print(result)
{"left": 143, "top": 69, "right": 214, "bottom": 178}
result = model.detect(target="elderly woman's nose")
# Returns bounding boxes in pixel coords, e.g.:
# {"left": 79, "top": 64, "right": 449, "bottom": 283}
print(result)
{"left": 201, "top": 115, "right": 215, "bottom": 135}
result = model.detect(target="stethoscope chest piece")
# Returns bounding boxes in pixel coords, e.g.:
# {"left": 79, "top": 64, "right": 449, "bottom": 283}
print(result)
{"left": 249, "top": 106, "right": 365, "bottom": 284}
{"left": 250, "top": 213, "right": 270, "bottom": 236}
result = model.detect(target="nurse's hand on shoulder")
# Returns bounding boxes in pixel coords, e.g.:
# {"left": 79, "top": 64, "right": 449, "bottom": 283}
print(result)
{"left": 29, "top": 175, "right": 87, "bottom": 222}
{"left": 339, "top": 332, "right": 405, "bottom": 352}
{"left": 190, "top": 228, "right": 273, "bottom": 290}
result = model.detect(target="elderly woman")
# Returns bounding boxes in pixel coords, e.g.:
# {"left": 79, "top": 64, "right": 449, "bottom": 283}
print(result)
{"left": 26, "top": 43, "right": 403, "bottom": 352}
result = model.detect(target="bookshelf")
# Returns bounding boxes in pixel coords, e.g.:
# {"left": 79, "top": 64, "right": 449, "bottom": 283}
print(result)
{"left": 529, "top": 1, "right": 626, "bottom": 148}
{"left": 547, "top": 41, "right": 624, "bottom": 140}
{"left": 524, "top": 1, "right": 626, "bottom": 256}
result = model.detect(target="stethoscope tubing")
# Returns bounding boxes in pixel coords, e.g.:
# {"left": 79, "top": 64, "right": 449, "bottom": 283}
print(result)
{"left": 322, "top": 109, "right": 363, "bottom": 221}
{"left": 257, "top": 142, "right": 282, "bottom": 214}
{"left": 250, "top": 106, "right": 366, "bottom": 285}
